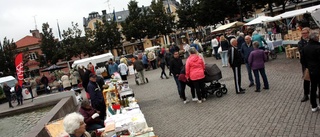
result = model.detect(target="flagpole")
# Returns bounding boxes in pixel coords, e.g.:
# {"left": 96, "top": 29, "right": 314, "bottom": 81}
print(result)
{"left": 57, "top": 19, "right": 62, "bottom": 40}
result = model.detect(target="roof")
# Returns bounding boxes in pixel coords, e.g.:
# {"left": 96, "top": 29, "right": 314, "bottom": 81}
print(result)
{"left": 15, "top": 36, "right": 41, "bottom": 48}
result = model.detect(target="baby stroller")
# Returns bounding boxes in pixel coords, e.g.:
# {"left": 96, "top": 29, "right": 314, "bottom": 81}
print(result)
{"left": 135, "top": 72, "right": 149, "bottom": 85}
{"left": 203, "top": 64, "right": 228, "bottom": 98}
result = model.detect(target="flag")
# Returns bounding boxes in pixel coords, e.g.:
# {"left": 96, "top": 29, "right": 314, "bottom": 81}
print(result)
{"left": 57, "top": 20, "right": 62, "bottom": 39}
{"left": 15, "top": 53, "right": 24, "bottom": 86}
{"left": 113, "top": 9, "right": 116, "bottom": 21}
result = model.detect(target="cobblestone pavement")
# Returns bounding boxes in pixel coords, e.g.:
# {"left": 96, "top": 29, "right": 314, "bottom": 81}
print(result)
{"left": 128, "top": 53, "right": 320, "bottom": 137}
{"left": 0, "top": 106, "right": 52, "bottom": 137}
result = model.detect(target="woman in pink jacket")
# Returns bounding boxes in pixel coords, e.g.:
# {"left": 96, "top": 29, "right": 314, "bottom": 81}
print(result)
{"left": 185, "top": 47, "right": 206, "bottom": 103}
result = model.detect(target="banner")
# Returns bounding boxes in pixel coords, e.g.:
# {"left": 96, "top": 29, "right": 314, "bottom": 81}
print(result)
{"left": 15, "top": 53, "right": 24, "bottom": 86}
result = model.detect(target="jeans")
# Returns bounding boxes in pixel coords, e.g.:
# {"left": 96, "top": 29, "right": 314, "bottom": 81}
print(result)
{"left": 220, "top": 51, "right": 228, "bottom": 66}
{"left": 213, "top": 47, "right": 220, "bottom": 59}
{"left": 180, "top": 81, "right": 195, "bottom": 99}
{"left": 16, "top": 93, "right": 23, "bottom": 105}
{"left": 6, "top": 95, "right": 13, "bottom": 107}
{"left": 160, "top": 63, "right": 167, "bottom": 78}
{"left": 245, "top": 63, "right": 254, "bottom": 84}
{"left": 253, "top": 68, "right": 269, "bottom": 90}
{"left": 173, "top": 75, "right": 182, "bottom": 98}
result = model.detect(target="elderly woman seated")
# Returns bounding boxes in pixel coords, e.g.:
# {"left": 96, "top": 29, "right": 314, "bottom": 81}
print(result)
{"left": 79, "top": 100, "right": 105, "bottom": 131}
{"left": 63, "top": 112, "right": 91, "bottom": 137}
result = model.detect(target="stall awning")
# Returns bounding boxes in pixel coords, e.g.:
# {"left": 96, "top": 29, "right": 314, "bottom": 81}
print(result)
{"left": 264, "top": 4, "right": 320, "bottom": 22}
{"left": 212, "top": 21, "right": 245, "bottom": 33}
{"left": 245, "top": 16, "right": 273, "bottom": 25}
{"left": 311, "top": 8, "right": 320, "bottom": 28}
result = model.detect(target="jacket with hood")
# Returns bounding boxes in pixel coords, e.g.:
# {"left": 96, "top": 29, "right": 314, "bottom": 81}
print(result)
{"left": 185, "top": 54, "right": 205, "bottom": 81}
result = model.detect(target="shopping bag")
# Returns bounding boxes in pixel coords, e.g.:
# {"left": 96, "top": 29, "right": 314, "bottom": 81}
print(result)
{"left": 218, "top": 46, "right": 222, "bottom": 53}
{"left": 304, "top": 69, "right": 310, "bottom": 81}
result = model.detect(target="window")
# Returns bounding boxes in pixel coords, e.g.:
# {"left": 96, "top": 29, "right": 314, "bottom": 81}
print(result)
{"left": 29, "top": 52, "right": 37, "bottom": 60}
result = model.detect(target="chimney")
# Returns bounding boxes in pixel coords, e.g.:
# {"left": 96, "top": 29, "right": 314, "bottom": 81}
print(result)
{"left": 30, "top": 29, "right": 41, "bottom": 38}
{"left": 102, "top": 10, "right": 106, "bottom": 15}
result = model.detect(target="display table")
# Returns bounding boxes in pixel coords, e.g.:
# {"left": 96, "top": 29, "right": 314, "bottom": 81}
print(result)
{"left": 266, "top": 40, "right": 283, "bottom": 52}
{"left": 282, "top": 40, "right": 299, "bottom": 45}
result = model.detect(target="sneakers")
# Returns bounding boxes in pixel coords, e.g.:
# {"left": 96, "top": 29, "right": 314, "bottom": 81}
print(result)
{"left": 197, "top": 100, "right": 202, "bottom": 103}
{"left": 311, "top": 107, "right": 319, "bottom": 112}
{"left": 183, "top": 99, "right": 189, "bottom": 104}
{"left": 192, "top": 98, "right": 198, "bottom": 102}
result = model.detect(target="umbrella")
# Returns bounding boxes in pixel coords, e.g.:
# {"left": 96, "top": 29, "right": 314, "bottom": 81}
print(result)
{"left": 41, "top": 64, "right": 67, "bottom": 72}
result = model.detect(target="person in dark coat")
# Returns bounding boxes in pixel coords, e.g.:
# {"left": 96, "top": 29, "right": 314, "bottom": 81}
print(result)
{"left": 298, "top": 27, "right": 311, "bottom": 102}
{"left": 301, "top": 30, "right": 320, "bottom": 112}
{"left": 3, "top": 83, "right": 13, "bottom": 108}
{"left": 79, "top": 100, "right": 104, "bottom": 131}
{"left": 228, "top": 38, "right": 245, "bottom": 94}
{"left": 241, "top": 35, "right": 254, "bottom": 87}
{"left": 248, "top": 41, "right": 269, "bottom": 92}
{"left": 170, "top": 51, "right": 184, "bottom": 100}
{"left": 237, "top": 33, "right": 245, "bottom": 50}
{"left": 40, "top": 74, "right": 49, "bottom": 94}
{"left": 87, "top": 73, "right": 106, "bottom": 119}
{"left": 15, "top": 83, "right": 23, "bottom": 105}
{"left": 82, "top": 68, "right": 92, "bottom": 92}
{"left": 134, "top": 56, "right": 146, "bottom": 83}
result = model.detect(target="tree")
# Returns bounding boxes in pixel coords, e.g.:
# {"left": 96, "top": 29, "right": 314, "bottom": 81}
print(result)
{"left": 61, "top": 22, "right": 85, "bottom": 60}
{"left": 103, "top": 20, "right": 121, "bottom": 52}
{"left": 122, "top": 0, "right": 146, "bottom": 42}
{"left": 40, "top": 23, "right": 61, "bottom": 66}
{"left": 176, "top": 0, "right": 196, "bottom": 29}
{"left": 0, "top": 37, "right": 17, "bottom": 76}
{"left": 149, "top": 0, "right": 175, "bottom": 36}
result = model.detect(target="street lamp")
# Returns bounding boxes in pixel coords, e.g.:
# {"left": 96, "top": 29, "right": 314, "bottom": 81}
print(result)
{"left": 237, "top": 0, "right": 243, "bottom": 22}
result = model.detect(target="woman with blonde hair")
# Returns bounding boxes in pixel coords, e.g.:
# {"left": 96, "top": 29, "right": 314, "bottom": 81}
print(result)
{"left": 220, "top": 35, "right": 230, "bottom": 67}
{"left": 118, "top": 58, "right": 129, "bottom": 80}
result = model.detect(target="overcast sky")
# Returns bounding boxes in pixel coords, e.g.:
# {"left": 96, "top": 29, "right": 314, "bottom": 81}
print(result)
{"left": 0, "top": 0, "right": 173, "bottom": 42}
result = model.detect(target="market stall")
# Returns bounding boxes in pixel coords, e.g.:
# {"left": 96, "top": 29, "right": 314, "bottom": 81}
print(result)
{"left": 101, "top": 74, "right": 156, "bottom": 137}
{"left": 212, "top": 21, "right": 245, "bottom": 33}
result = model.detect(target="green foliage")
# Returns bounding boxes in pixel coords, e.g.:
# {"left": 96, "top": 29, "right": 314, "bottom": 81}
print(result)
{"left": 176, "top": 0, "right": 197, "bottom": 29}
{"left": 61, "top": 22, "right": 85, "bottom": 60}
{"left": 40, "top": 23, "right": 61, "bottom": 66}
{"left": 0, "top": 37, "right": 17, "bottom": 76}
{"left": 149, "top": 0, "right": 175, "bottom": 36}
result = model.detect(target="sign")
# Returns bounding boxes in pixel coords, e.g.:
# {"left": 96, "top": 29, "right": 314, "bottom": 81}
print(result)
{"left": 15, "top": 53, "right": 24, "bottom": 86}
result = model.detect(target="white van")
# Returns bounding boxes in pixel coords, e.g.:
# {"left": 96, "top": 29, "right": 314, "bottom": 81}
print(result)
{"left": 72, "top": 53, "right": 114, "bottom": 69}
{"left": 0, "top": 76, "right": 31, "bottom": 100}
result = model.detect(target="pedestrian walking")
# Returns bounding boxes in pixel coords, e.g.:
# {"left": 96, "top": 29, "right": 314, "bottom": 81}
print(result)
{"left": 211, "top": 35, "right": 220, "bottom": 60}
{"left": 220, "top": 36, "right": 230, "bottom": 67}
{"left": 228, "top": 38, "right": 245, "bottom": 94}
{"left": 15, "top": 83, "right": 23, "bottom": 106}
{"left": 133, "top": 56, "right": 146, "bottom": 84}
{"left": 248, "top": 41, "right": 269, "bottom": 92}
{"left": 241, "top": 35, "right": 255, "bottom": 87}
{"left": 170, "top": 51, "right": 184, "bottom": 100}
{"left": 298, "top": 27, "right": 310, "bottom": 102}
{"left": 2, "top": 83, "right": 13, "bottom": 108}
{"left": 118, "top": 58, "right": 128, "bottom": 81}
{"left": 185, "top": 47, "right": 206, "bottom": 103}
{"left": 301, "top": 30, "right": 320, "bottom": 112}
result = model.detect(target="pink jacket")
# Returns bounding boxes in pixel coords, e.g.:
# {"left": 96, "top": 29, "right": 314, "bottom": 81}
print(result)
{"left": 185, "top": 54, "right": 205, "bottom": 81}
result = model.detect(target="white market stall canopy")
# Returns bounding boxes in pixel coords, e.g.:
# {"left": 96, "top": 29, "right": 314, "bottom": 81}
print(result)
{"left": 311, "top": 8, "right": 320, "bottom": 27}
{"left": 264, "top": 4, "right": 320, "bottom": 22}
{"left": 245, "top": 16, "right": 273, "bottom": 25}
{"left": 212, "top": 21, "right": 245, "bottom": 32}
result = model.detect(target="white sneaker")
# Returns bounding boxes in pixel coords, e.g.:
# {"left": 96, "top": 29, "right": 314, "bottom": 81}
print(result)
{"left": 183, "top": 99, "right": 189, "bottom": 104}
{"left": 202, "top": 98, "right": 206, "bottom": 102}
{"left": 311, "top": 107, "right": 318, "bottom": 112}
{"left": 197, "top": 100, "right": 202, "bottom": 103}
{"left": 192, "top": 98, "right": 198, "bottom": 102}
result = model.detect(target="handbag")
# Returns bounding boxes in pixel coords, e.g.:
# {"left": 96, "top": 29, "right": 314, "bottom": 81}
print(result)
{"left": 303, "top": 68, "right": 310, "bottom": 81}
{"left": 178, "top": 74, "right": 187, "bottom": 82}
{"left": 218, "top": 46, "right": 222, "bottom": 53}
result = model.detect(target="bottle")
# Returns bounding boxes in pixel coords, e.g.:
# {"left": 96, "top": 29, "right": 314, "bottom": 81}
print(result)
{"left": 125, "top": 97, "right": 129, "bottom": 107}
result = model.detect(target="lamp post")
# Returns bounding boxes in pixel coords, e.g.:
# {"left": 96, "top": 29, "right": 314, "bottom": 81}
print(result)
{"left": 237, "top": 0, "right": 243, "bottom": 22}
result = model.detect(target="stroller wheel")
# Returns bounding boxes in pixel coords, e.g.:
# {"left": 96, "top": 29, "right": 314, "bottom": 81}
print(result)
{"left": 146, "top": 78, "right": 149, "bottom": 83}
{"left": 216, "top": 91, "right": 223, "bottom": 98}
{"left": 221, "top": 87, "right": 228, "bottom": 94}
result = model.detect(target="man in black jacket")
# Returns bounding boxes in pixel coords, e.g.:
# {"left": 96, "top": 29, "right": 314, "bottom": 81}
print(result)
{"left": 298, "top": 27, "right": 310, "bottom": 102}
{"left": 228, "top": 38, "right": 245, "bottom": 94}
{"left": 87, "top": 73, "right": 106, "bottom": 119}
{"left": 301, "top": 30, "right": 320, "bottom": 112}
{"left": 170, "top": 51, "right": 184, "bottom": 99}
{"left": 3, "top": 83, "right": 13, "bottom": 108}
